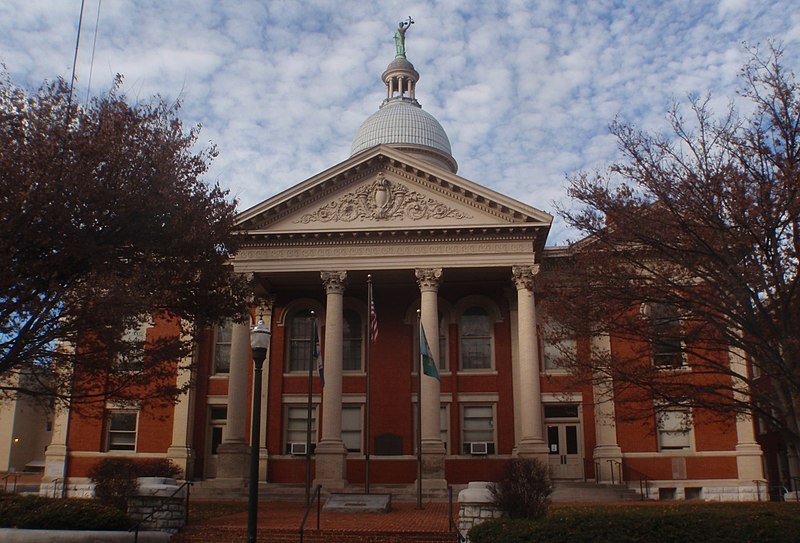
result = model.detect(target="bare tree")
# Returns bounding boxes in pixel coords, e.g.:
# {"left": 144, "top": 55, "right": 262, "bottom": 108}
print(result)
{"left": 0, "top": 72, "right": 250, "bottom": 408}
{"left": 542, "top": 45, "right": 800, "bottom": 470}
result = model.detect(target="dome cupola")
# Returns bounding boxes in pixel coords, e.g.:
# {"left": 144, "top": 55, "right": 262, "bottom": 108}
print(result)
{"left": 350, "top": 19, "right": 457, "bottom": 173}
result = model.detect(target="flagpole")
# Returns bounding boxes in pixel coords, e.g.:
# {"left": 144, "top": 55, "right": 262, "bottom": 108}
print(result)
{"left": 416, "top": 309, "right": 423, "bottom": 510}
{"left": 305, "top": 311, "right": 315, "bottom": 507}
{"left": 365, "top": 275, "right": 373, "bottom": 494}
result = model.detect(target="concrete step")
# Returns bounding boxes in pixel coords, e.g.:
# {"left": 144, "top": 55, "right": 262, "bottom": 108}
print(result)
{"left": 552, "top": 481, "right": 642, "bottom": 502}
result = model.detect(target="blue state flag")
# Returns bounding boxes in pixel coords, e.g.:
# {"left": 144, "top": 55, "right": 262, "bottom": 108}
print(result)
{"left": 420, "top": 322, "right": 439, "bottom": 380}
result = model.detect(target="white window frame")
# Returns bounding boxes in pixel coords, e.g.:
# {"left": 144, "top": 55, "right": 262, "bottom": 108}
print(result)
{"left": 458, "top": 306, "right": 494, "bottom": 372}
{"left": 341, "top": 404, "right": 363, "bottom": 453}
{"left": 113, "top": 318, "right": 151, "bottom": 373}
{"left": 461, "top": 403, "right": 496, "bottom": 455}
{"left": 106, "top": 409, "right": 139, "bottom": 452}
{"left": 643, "top": 302, "right": 686, "bottom": 370}
{"left": 213, "top": 319, "right": 232, "bottom": 375}
{"left": 540, "top": 318, "right": 576, "bottom": 373}
{"left": 284, "top": 404, "right": 318, "bottom": 454}
{"left": 287, "top": 310, "right": 315, "bottom": 373}
{"left": 208, "top": 405, "right": 227, "bottom": 456}
{"left": 656, "top": 407, "right": 693, "bottom": 451}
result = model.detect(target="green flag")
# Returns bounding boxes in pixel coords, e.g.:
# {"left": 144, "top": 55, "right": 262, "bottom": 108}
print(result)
{"left": 420, "top": 322, "right": 439, "bottom": 380}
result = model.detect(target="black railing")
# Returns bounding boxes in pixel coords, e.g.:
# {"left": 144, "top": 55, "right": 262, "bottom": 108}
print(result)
{"left": 299, "top": 484, "right": 322, "bottom": 543}
{"left": 128, "top": 480, "right": 193, "bottom": 543}
{"left": 1, "top": 473, "right": 18, "bottom": 494}
{"left": 607, "top": 460, "right": 623, "bottom": 485}
{"left": 448, "top": 486, "right": 466, "bottom": 542}
{"left": 620, "top": 463, "right": 651, "bottom": 501}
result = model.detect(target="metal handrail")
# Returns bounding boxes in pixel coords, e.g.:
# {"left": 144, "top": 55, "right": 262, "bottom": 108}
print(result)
{"left": 620, "top": 462, "right": 651, "bottom": 501}
{"left": 128, "top": 480, "right": 193, "bottom": 543}
{"left": 448, "top": 486, "right": 466, "bottom": 542}
{"left": 299, "top": 484, "right": 322, "bottom": 543}
{"left": 1, "top": 473, "right": 18, "bottom": 494}
{"left": 754, "top": 479, "right": 766, "bottom": 501}
{"left": 607, "top": 459, "right": 623, "bottom": 485}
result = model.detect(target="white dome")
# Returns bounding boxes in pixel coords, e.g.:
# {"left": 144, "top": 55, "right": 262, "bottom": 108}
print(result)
{"left": 350, "top": 101, "right": 452, "bottom": 157}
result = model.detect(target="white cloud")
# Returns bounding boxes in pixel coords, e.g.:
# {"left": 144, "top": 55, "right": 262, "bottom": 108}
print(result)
{"left": 1, "top": 0, "right": 798, "bottom": 244}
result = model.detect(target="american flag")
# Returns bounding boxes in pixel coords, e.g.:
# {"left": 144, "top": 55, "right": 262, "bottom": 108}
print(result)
{"left": 369, "top": 297, "right": 378, "bottom": 344}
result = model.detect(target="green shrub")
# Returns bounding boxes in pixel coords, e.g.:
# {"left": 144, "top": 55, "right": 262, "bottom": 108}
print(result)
{"left": 490, "top": 457, "right": 553, "bottom": 519}
{"left": 0, "top": 494, "right": 131, "bottom": 530}
{"left": 468, "top": 504, "right": 800, "bottom": 543}
{"left": 89, "top": 457, "right": 183, "bottom": 511}
{"left": 89, "top": 457, "right": 140, "bottom": 511}
{"left": 134, "top": 458, "right": 183, "bottom": 479}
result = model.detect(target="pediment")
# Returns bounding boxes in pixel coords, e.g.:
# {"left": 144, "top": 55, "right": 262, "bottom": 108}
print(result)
{"left": 236, "top": 146, "right": 552, "bottom": 236}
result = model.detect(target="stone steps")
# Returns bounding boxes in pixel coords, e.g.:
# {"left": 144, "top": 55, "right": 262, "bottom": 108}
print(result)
{"left": 552, "top": 481, "right": 643, "bottom": 502}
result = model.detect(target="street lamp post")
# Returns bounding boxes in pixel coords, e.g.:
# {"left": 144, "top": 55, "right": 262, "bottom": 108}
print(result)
{"left": 248, "top": 318, "right": 271, "bottom": 543}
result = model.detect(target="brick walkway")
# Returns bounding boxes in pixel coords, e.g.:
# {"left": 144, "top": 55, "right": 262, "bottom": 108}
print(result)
{"left": 172, "top": 501, "right": 458, "bottom": 543}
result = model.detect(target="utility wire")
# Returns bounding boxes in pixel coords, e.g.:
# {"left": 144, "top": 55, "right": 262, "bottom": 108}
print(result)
{"left": 85, "top": 0, "right": 102, "bottom": 106}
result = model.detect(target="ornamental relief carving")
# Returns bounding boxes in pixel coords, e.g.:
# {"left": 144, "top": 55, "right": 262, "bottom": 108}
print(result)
{"left": 295, "top": 173, "right": 471, "bottom": 224}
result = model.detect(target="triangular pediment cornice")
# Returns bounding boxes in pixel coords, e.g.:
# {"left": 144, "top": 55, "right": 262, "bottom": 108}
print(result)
{"left": 236, "top": 145, "right": 553, "bottom": 234}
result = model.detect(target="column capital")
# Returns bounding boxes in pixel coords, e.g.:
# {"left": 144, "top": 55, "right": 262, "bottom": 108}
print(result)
{"left": 254, "top": 295, "right": 275, "bottom": 320}
{"left": 321, "top": 271, "right": 348, "bottom": 294}
{"left": 512, "top": 264, "right": 540, "bottom": 291}
{"left": 415, "top": 268, "right": 443, "bottom": 292}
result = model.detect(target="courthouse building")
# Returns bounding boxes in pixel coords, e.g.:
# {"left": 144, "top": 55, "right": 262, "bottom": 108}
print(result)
{"left": 4, "top": 32, "right": 771, "bottom": 501}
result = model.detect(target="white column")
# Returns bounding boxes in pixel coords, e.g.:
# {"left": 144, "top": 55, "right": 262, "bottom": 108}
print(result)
{"left": 590, "top": 333, "right": 623, "bottom": 482}
{"left": 729, "top": 344, "right": 764, "bottom": 482}
{"left": 216, "top": 318, "right": 251, "bottom": 480}
{"left": 512, "top": 265, "right": 548, "bottom": 459}
{"left": 315, "top": 271, "right": 348, "bottom": 489}
{"left": 416, "top": 268, "right": 447, "bottom": 486}
{"left": 167, "top": 330, "right": 196, "bottom": 478}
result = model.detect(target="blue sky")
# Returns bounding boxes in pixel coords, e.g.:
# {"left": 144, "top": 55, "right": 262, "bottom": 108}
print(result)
{"left": 1, "top": 1, "right": 798, "bottom": 244}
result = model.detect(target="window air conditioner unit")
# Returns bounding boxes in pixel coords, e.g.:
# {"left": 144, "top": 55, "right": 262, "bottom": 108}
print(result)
{"left": 290, "top": 442, "right": 308, "bottom": 456}
{"left": 470, "top": 442, "right": 489, "bottom": 455}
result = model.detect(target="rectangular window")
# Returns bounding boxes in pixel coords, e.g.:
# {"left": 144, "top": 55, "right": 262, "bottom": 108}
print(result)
{"left": 342, "top": 405, "right": 362, "bottom": 452}
{"left": 214, "top": 320, "right": 232, "bottom": 374}
{"left": 107, "top": 411, "right": 138, "bottom": 451}
{"left": 541, "top": 321, "right": 576, "bottom": 371}
{"left": 285, "top": 405, "right": 317, "bottom": 454}
{"left": 113, "top": 319, "right": 150, "bottom": 372}
{"left": 648, "top": 303, "right": 684, "bottom": 369}
{"left": 657, "top": 409, "right": 692, "bottom": 450}
{"left": 462, "top": 405, "right": 495, "bottom": 454}
{"left": 209, "top": 406, "right": 227, "bottom": 455}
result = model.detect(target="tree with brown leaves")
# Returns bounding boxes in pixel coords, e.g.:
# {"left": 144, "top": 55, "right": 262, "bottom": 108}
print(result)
{"left": 0, "top": 72, "right": 249, "bottom": 408}
{"left": 542, "top": 45, "right": 800, "bottom": 473}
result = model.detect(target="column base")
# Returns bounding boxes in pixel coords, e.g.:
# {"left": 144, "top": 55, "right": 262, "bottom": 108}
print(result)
{"left": 258, "top": 447, "right": 269, "bottom": 481}
{"left": 216, "top": 441, "right": 249, "bottom": 480}
{"left": 516, "top": 439, "right": 549, "bottom": 463}
{"left": 736, "top": 442, "right": 764, "bottom": 480}
{"left": 166, "top": 446, "right": 195, "bottom": 479}
{"left": 592, "top": 445, "right": 623, "bottom": 483}
{"left": 421, "top": 440, "right": 446, "bottom": 481}
{"left": 313, "top": 440, "right": 347, "bottom": 490}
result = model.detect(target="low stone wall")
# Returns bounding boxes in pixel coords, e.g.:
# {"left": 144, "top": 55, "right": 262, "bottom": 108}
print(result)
{"left": 127, "top": 477, "right": 188, "bottom": 534}
{"left": 457, "top": 482, "right": 503, "bottom": 542}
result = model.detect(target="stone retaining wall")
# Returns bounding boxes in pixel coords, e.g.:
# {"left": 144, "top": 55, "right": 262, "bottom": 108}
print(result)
{"left": 457, "top": 482, "right": 503, "bottom": 542}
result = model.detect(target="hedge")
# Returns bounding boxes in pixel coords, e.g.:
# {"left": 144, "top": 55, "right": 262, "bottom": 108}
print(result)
{"left": 0, "top": 494, "right": 132, "bottom": 530}
{"left": 468, "top": 503, "right": 800, "bottom": 543}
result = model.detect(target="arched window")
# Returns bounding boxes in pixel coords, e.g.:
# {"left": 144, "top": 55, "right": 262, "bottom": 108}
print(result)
{"left": 287, "top": 310, "right": 314, "bottom": 372}
{"left": 460, "top": 306, "right": 492, "bottom": 370}
{"left": 343, "top": 309, "right": 363, "bottom": 371}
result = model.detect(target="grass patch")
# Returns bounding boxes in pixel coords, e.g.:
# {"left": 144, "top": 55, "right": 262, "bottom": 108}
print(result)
{"left": 468, "top": 503, "right": 800, "bottom": 543}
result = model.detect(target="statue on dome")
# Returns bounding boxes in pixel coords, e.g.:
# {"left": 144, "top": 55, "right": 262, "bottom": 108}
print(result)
{"left": 394, "top": 16, "right": 414, "bottom": 58}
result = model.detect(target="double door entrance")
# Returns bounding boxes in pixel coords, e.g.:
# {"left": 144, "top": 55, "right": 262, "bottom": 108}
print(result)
{"left": 545, "top": 404, "right": 583, "bottom": 479}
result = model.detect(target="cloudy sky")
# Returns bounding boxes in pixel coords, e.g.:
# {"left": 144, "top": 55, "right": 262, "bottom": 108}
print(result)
{"left": 1, "top": 1, "right": 798, "bottom": 244}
